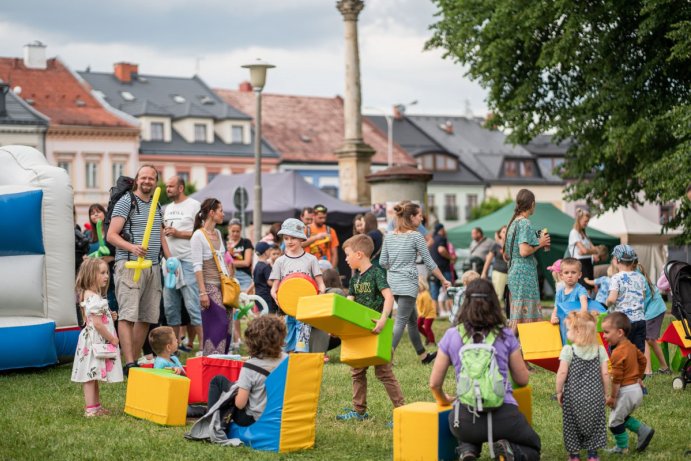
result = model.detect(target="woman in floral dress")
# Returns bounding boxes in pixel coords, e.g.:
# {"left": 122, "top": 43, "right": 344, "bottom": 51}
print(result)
{"left": 505, "top": 189, "right": 551, "bottom": 330}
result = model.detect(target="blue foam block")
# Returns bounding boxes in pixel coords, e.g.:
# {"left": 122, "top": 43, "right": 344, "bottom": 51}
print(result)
{"left": 0, "top": 321, "right": 58, "bottom": 370}
{"left": 0, "top": 190, "right": 44, "bottom": 256}
{"left": 229, "top": 357, "right": 286, "bottom": 451}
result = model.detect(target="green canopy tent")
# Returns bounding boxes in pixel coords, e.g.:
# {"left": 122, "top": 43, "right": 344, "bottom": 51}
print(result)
{"left": 447, "top": 202, "right": 620, "bottom": 290}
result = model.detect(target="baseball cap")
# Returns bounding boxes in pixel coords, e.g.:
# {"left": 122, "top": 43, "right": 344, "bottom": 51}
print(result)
{"left": 277, "top": 218, "right": 308, "bottom": 240}
{"left": 255, "top": 241, "right": 274, "bottom": 255}
{"left": 313, "top": 204, "right": 327, "bottom": 213}
{"left": 612, "top": 244, "right": 637, "bottom": 262}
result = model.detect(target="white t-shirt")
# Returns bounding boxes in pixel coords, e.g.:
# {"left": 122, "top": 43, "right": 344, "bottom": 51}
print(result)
{"left": 163, "top": 198, "right": 200, "bottom": 261}
{"left": 568, "top": 229, "right": 592, "bottom": 260}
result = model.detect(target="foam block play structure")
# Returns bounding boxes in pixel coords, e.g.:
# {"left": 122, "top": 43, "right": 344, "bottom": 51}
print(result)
{"left": 125, "top": 367, "right": 191, "bottom": 426}
{"left": 659, "top": 320, "right": 691, "bottom": 372}
{"left": 296, "top": 293, "right": 393, "bottom": 367}
{"left": 393, "top": 386, "right": 534, "bottom": 461}
{"left": 186, "top": 356, "right": 244, "bottom": 404}
{"left": 276, "top": 273, "right": 318, "bottom": 317}
{"left": 0, "top": 145, "right": 77, "bottom": 371}
{"left": 517, "top": 322, "right": 562, "bottom": 372}
{"left": 229, "top": 353, "right": 324, "bottom": 452}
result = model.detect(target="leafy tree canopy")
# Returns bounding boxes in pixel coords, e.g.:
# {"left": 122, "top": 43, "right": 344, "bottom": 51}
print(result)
{"left": 471, "top": 196, "right": 513, "bottom": 220}
{"left": 428, "top": 0, "right": 691, "bottom": 242}
{"left": 157, "top": 181, "right": 197, "bottom": 206}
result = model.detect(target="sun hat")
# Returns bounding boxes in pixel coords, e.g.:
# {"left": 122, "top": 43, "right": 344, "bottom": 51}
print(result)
{"left": 255, "top": 241, "right": 274, "bottom": 255}
{"left": 547, "top": 259, "right": 562, "bottom": 273}
{"left": 277, "top": 218, "right": 308, "bottom": 240}
{"left": 611, "top": 244, "right": 637, "bottom": 262}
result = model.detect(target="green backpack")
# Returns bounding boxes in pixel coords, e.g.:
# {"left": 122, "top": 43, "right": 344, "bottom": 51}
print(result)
{"left": 454, "top": 325, "right": 506, "bottom": 457}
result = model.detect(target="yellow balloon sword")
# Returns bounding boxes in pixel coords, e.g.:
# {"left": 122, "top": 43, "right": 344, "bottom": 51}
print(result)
{"left": 125, "top": 186, "right": 161, "bottom": 282}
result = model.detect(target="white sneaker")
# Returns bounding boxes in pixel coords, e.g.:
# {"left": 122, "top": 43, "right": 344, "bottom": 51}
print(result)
{"left": 137, "top": 355, "right": 155, "bottom": 366}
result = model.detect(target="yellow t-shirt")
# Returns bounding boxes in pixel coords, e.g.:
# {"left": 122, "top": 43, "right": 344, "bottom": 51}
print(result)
{"left": 416, "top": 291, "right": 436, "bottom": 319}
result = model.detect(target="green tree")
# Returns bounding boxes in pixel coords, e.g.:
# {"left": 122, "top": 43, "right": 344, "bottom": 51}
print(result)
{"left": 471, "top": 196, "right": 512, "bottom": 220}
{"left": 427, "top": 0, "right": 691, "bottom": 242}
{"left": 156, "top": 181, "right": 197, "bottom": 206}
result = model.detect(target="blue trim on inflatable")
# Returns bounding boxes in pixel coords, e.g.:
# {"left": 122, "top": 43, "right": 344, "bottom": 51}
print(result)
{"left": 437, "top": 407, "right": 458, "bottom": 461}
{"left": 0, "top": 190, "right": 45, "bottom": 255}
{"left": 55, "top": 328, "right": 80, "bottom": 362}
{"left": 0, "top": 322, "right": 57, "bottom": 371}
{"left": 229, "top": 357, "right": 287, "bottom": 451}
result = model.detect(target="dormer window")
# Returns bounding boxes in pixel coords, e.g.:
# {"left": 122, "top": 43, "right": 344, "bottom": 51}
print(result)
{"left": 194, "top": 124, "right": 207, "bottom": 142}
{"left": 151, "top": 122, "right": 164, "bottom": 141}
{"left": 120, "top": 91, "right": 135, "bottom": 101}
{"left": 418, "top": 153, "right": 458, "bottom": 172}
{"left": 503, "top": 159, "right": 538, "bottom": 177}
{"left": 231, "top": 125, "right": 244, "bottom": 144}
{"left": 172, "top": 95, "right": 186, "bottom": 104}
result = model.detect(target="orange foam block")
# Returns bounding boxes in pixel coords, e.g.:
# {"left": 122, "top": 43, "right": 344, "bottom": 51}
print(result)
{"left": 517, "top": 322, "right": 562, "bottom": 372}
{"left": 276, "top": 273, "right": 318, "bottom": 317}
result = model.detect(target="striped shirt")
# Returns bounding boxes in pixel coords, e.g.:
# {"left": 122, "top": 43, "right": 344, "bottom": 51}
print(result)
{"left": 380, "top": 232, "right": 437, "bottom": 297}
{"left": 112, "top": 193, "right": 163, "bottom": 264}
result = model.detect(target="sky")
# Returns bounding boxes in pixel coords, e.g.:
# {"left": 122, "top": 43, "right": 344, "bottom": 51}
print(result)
{"left": 0, "top": 0, "right": 489, "bottom": 116}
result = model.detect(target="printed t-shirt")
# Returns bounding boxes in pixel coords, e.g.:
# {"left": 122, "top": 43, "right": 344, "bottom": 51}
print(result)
{"left": 226, "top": 237, "right": 254, "bottom": 276}
{"left": 269, "top": 251, "right": 322, "bottom": 281}
{"left": 349, "top": 265, "right": 389, "bottom": 312}
{"left": 609, "top": 271, "right": 646, "bottom": 322}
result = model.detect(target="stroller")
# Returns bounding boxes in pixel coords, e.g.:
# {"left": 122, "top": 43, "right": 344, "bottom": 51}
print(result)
{"left": 664, "top": 260, "right": 691, "bottom": 390}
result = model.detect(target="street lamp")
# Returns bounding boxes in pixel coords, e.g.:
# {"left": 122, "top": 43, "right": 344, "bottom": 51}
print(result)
{"left": 241, "top": 58, "right": 275, "bottom": 244}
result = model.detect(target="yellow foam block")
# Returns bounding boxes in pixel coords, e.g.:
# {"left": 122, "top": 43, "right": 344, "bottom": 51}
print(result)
{"left": 513, "top": 385, "right": 533, "bottom": 426}
{"left": 280, "top": 353, "right": 324, "bottom": 452}
{"left": 277, "top": 274, "right": 318, "bottom": 317}
{"left": 124, "top": 368, "right": 190, "bottom": 426}
{"left": 393, "top": 402, "right": 456, "bottom": 461}
{"left": 517, "top": 322, "right": 562, "bottom": 360}
{"left": 340, "top": 332, "right": 392, "bottom": 368}
{"left": 672, "top": 320, "right": 691, "bottom": 348}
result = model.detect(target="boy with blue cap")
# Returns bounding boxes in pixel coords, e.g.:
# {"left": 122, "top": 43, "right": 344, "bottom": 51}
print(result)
{"left": 606, "top": 245, "right": 647, "bottom": 353}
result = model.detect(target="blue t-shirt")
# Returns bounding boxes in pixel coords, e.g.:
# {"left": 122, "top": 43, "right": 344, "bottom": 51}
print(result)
{"left": 609, "top": 271, "right": 646, "bottom": 322}
{"left": 641, "top": 274, "right": 666, "bottom": 320}
{"left": 154, "top": 355, "right": 184, "bottom": 374}
{"left": 556, "top": 283, "right": 589, "bottom": 312}
{"left": 593, "top": 276, "right": 610, "bottom": 305}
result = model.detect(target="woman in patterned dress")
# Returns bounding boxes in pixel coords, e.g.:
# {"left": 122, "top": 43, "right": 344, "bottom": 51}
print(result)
{"left": 504, "top": 189, "right": 551, "bottom": 330}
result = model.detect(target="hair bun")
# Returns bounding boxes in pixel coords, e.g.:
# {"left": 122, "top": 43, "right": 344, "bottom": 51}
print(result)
{"left": 393, "top": 204, "right": 403, "bottom": 215}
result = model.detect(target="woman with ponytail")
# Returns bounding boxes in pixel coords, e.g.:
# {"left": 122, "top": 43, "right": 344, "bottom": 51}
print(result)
{"left": 190, "top": 198, "right": 233, "bottom": 355}
{"left": 380, "top": 201, "right": 450, "bottom": 364}
{"left": 504, "top": 189, "right": 551, "bottom": 330}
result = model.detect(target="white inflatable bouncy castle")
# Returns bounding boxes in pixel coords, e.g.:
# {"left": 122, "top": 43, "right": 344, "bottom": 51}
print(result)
{"left": 0, "top": 145, "right": 78, "bottom": 370}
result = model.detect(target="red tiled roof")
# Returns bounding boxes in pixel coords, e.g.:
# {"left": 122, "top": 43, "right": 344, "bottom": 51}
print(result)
{"left": 0, "top": 57, "right": 135, "bottom": 128}
{"left": 215, "top": 88, "right": 415, "bottom": 166}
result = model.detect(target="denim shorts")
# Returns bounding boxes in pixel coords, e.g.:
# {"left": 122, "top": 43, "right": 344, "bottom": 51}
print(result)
{"left": 163, "top": 259, "right": 201, "bottom": 326}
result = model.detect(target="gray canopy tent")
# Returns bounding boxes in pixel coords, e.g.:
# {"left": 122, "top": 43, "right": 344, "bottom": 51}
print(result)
{"left": 191, "top": 171, "right": 367, "bottom": 226}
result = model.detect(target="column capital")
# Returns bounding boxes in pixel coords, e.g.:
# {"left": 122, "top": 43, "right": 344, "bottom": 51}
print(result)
{"left": 336, "top": 0, "right": 365, "bottom": 21}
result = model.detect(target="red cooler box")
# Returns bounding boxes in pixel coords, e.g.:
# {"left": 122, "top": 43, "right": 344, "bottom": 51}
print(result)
{"left": 186, "top": 356, "right": 244, "bottom": 403}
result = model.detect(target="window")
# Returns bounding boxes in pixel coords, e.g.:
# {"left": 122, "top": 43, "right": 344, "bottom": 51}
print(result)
{"left": 320, "top": 185, "right": 338, "bottom": 198}
{"left": 427, "top": 194, "right": 435, "bottom": 216}
{"left": 231, "top": 125, "right": 244, "bottom": 144}
{"left": 150, "top": 122, "right": 164, "bottom": 141}
{"left": 504, "top": 160, "right": 518, "bottom": 177}
{"left": 177, "top": 171, "right": 190, "bottom": 183}
{"left": 207, "top": 172, "right": 218, "bottom": 184}
{"left": 120, "top": 91, "right": 135, "bottom": 101}
{"left": 466, "top": 194, "right": 478, "bottom": 220}
{"left": 112, "top": 162, "right": 126, "bottom": 184}
{"left": 418, "top": 153, "right": 457, "bottom": 172}
{"left": 194, "top": 124, "right": 207, "bottom": 142}
{"left": 503, "top": 159, "right": 538, "bottom": 178}
{"left": 86, "top": 161, "right": 99, "bottom": 189}
{"left": 57, "top": 160, "right": 71, "bottom": 174}
{"left": 172, "top": 95, "right": 186, "bottom": 104}
{"left": 444, "top": 194, "right": 459, "bottom": 221}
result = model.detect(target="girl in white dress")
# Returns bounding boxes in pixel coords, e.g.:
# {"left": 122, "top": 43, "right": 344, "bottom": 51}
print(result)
{"left": 71, "top": 258, "right": 123, "bottom": 416}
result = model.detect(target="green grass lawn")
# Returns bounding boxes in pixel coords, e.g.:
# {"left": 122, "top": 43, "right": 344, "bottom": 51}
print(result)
{"left": 1, "top": 316, "right": 689, "bottom": 461}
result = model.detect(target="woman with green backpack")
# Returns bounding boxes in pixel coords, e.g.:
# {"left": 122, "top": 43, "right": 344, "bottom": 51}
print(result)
{"left": 429, "top": 279, "right": 542, "bottom": 461}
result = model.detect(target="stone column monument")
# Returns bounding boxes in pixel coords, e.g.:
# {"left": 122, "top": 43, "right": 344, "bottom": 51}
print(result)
{"left": 335, "top": 0, "right": 375, "bottom": 206}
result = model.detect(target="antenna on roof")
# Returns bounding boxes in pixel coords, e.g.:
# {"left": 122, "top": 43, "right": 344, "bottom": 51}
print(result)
{"left": 464, "top": 98, "right": 473, "bottom": 118}
{"left": 195, "top": 56, "right": 204, "bottom": 75}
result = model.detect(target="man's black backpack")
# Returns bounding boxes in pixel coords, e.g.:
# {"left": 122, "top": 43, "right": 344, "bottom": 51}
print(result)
{"left": 105, "top": 175, "right": 161, "bottom": 245}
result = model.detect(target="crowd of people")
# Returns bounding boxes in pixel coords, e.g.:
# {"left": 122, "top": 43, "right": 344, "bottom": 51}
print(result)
{"left": 70, "top": 167, "right": 681, "bottom": 459}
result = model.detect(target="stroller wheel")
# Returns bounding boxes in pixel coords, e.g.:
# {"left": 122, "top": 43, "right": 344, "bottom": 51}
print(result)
{"left": 672, "top": 377, "right": 684, "bottom": 390}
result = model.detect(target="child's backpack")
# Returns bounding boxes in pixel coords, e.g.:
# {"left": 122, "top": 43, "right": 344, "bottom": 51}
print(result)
{"left": 454, "top": 324, "right": 505, "bottom": 458}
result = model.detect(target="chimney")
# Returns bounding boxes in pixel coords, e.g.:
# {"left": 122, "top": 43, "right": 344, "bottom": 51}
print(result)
{"left": 238, "top": 81, "right": 252, "bottom": 92}
{"left": 23, "top": 41, "right": 47, "bottom": 70}
{"left": 393, "top": 104, "right": 403, "bottom": 121}
{"left": 0, "top": 82, "right": 9, "bottom": 117}
{"left": 114, "top": 62, "right": 139, "bottom": 83}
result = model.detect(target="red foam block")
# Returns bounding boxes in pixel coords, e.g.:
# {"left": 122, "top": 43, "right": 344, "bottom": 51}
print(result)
{"left": 186, "top": 356, "right": 244, "bottom": 403}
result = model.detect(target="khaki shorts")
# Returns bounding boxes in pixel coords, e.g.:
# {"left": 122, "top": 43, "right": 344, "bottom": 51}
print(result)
{"left": 114, "top": 260, "right": 162, "bottom": 324}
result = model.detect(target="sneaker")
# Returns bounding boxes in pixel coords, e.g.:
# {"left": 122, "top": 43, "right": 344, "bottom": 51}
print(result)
{"left": 421, "top": 351, "right": 437, "bottom": 364}
{"left": 636, "top": 424, "right": 655, "bottom": 452}
{"left": 459, "top": 452, "right": 478, "bottom": 461}
{"left": 586, "top": 457, "right": 599, "bottom": 461}
{"left": 178, "top": 343, "right": 192, "bottom": 353}
{"left": 642, "top": 385, "right": 648, "bottom": 395}
{"left": 123, "top": 362, "right": 138, "bottom": 376}
{"left": 137, "top": 356, "right": 154, "bottom": 366}
{"left": 605, "top": 446, "right": 629, "bottom": 455}
{"left": 492, "top": 439, "right": 515, "bottom": 461}
{"left": 336, "top": 409, "right": 369, "bottom": 421}
{"left": 386, "top": 420, "right": 393, "bottom": 429}
{"left": 569, "top": 455, "right": 581, "bottom": 461}
{"left": 657, "top": 367, "right": 672, "bottom": 375}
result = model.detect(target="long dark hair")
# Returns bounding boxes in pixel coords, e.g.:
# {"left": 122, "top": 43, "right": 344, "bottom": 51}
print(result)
{"left": 456, "top": 278, "right": 505, "bottom": 339}
{"left": 194, "top": 198, "right": 221, "bottom": 230}
{"left": 503, "top": 189, "right": 535, "bottom": 256}
{"left": 87, "top": 203, "right": 107, "bottom": 243}
{"left": 363, "top": 212, "right": 379, "bottom": 234}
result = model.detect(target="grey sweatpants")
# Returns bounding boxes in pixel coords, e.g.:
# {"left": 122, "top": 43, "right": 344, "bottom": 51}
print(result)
{"left": 392, "top": 295, "right": 426, "bottom": 355}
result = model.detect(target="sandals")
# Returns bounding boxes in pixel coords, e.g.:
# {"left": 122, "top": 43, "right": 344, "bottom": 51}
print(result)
{"left": 84, "top": 407, "right": 111, "bottom": 417}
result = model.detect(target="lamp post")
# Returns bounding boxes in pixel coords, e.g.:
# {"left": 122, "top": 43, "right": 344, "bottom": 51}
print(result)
{"left": 241, "top": 59, "right": 275, "bottom": 244}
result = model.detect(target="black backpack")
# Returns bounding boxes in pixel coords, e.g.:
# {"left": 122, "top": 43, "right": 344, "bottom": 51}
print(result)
{"left": 105, "top": 175, "right": 161, "bottom": 248}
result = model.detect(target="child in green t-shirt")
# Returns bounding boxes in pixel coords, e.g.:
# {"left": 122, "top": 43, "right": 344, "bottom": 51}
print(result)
{"left": 336, "top": 234, "right": 405, "bottom": 422}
